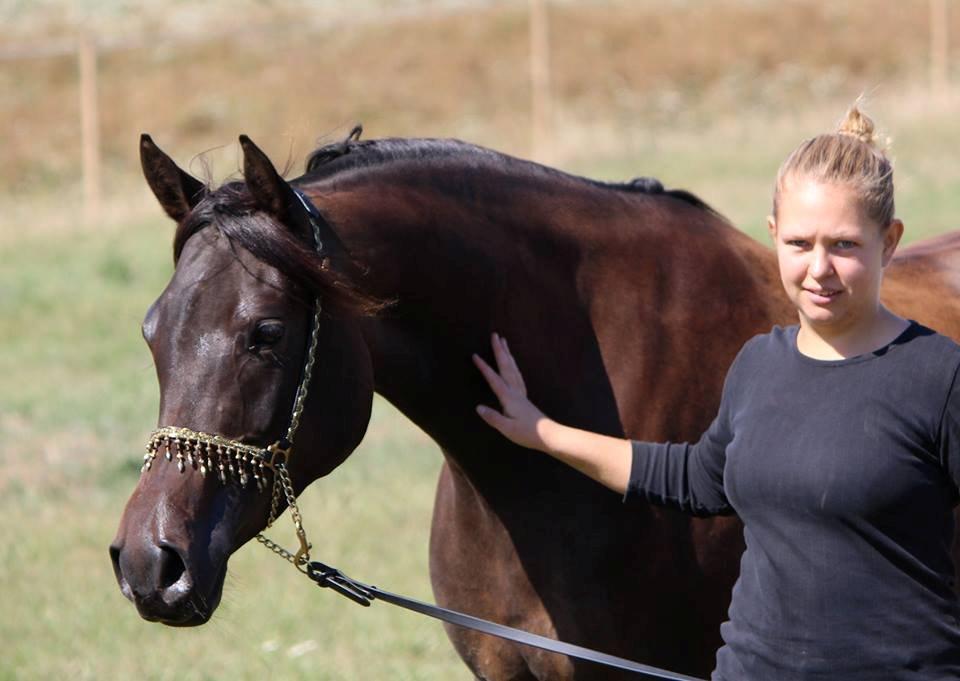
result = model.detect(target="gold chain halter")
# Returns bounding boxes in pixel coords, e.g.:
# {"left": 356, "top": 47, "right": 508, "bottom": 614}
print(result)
{"left": 140, "top": 188, "right": 324, "bottom": 574}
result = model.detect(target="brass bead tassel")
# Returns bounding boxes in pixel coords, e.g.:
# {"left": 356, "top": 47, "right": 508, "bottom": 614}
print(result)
{"left": 142, "top": 428, "right": 278, "bottom": 492}
{"left": 218, "top": 446, "right": 227, "bottom": 484}
{"left": 142, "top": 442, "right": 155, "bottom": 473}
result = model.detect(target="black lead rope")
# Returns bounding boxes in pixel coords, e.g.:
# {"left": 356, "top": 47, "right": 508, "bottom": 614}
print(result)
{"left": 305, "top": 561, "right": 706, "bottom": 681}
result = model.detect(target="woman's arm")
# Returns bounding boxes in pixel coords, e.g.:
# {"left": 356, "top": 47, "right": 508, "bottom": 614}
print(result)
{"left": 473, "top": 333, "right": 632, "bottom": 493}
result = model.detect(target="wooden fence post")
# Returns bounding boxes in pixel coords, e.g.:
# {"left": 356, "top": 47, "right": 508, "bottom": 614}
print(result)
{"left": 78, "top": 33, "right": 101, "bottom": 225}
{"left": 931, "top": 0, "right": 949, "bottom": 99}
{"left": 529, "top": 0, "right": 553, "bottom": 164}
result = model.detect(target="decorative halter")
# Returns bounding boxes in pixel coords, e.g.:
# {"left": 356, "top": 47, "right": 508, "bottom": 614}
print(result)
{"left": 140, "top": 188, "right": 325, "bottom": 572}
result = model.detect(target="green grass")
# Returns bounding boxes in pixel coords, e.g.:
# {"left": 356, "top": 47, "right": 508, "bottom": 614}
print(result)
{"left": 0, "top": 405, "right": 462, "bottom": 680}
{"left": 0, "top": 425, "right": 462, "bottom": 680}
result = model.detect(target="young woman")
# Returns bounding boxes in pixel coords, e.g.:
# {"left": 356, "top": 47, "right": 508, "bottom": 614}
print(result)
{"left": 473, "top": 106, "right": 960, "bottom": 680}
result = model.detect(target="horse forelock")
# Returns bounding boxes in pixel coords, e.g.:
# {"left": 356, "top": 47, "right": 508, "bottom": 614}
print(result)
{"left": 172, "top": 182, "right": 387, "bottom": 317}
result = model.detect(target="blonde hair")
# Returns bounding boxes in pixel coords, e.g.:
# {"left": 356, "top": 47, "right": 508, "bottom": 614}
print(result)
{"left": 773, "top": 103, "right": 895, "bottom": 228}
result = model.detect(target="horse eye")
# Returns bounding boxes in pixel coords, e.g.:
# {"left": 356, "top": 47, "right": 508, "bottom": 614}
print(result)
{"left": 250, "top": 320, "right": 285, "bottom": 347}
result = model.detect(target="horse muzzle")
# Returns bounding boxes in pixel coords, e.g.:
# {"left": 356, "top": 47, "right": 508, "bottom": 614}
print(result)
{"left": 109, "top": 532, "right": 225, "bottom": 626}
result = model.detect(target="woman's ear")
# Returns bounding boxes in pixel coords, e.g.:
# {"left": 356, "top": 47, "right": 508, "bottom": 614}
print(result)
{"left": 881, "top": 219, "right": 905, "bottom": 266}
{"left": 767, "top": 215, "right": 778, "bottom": 242}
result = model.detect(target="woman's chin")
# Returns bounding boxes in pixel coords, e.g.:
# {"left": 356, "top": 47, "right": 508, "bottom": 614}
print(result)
{"left": 798, "top": 307, "right": 847, "bottom": 331}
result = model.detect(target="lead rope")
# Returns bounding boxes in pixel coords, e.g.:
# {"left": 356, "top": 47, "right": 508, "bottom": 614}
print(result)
{"left": 255, "top": 466, "right": 705, "bottom": 681}
{"left": 299, "top": 559, "right": 706, "bottom": 680}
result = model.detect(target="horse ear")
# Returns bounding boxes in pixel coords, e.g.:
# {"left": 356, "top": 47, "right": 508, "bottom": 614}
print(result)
{"left": 240, "top": 135, "right": 336, "bottom": 251}
{"left": 139, "top": 134, "right": 206, "bottom": 222}
{"left": 239, "top": 134, "right": 292, "bottom": 221}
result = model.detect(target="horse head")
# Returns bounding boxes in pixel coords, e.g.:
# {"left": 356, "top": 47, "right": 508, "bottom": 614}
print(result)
{"left": 110, "top": 134, "right": 378, "bottom": 625}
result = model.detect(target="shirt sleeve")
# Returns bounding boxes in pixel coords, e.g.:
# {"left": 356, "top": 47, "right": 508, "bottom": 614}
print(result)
{"left": 623, "top": 346, "right": 744, "bottom": 517}
{"left": 936, "top": 360, "right": 960, "bottom": 497}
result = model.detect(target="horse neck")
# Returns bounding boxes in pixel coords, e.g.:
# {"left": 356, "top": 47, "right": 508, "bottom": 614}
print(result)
{"left": 346, "top": 172, "right": 546, "bottom": 338}
{"left": 299, "top": 164, "right": 600, "bottom": 460}
{"left": 298, "top": 162, "right": 786, "bottom": 478}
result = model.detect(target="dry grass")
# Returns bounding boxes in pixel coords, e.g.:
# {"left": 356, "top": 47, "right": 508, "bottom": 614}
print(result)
{"left": 2, "top": 0, "right": 957, "bottom": 231}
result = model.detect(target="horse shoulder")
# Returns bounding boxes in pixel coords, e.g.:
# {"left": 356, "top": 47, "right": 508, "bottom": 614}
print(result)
{"left": 555, "top": 198, "right": 776, "bottom": 445}
{"left": 886, "top": 231, "right": 960, "bottom": 341}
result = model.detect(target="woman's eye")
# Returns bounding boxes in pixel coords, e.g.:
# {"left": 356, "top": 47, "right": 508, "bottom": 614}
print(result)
{"left": 250, "top": 320, "right": 285, "bottom": 348}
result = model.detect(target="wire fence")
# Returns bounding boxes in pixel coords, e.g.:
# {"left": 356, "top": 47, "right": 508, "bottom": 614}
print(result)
{"left": 0, "top": 0, "right": 952, "bottom": 227}
{"left": 0, "top": 0, "right": 513, "bottom": 60}
{"left": 1, "top": 0, "right": 556, "bottom": 224}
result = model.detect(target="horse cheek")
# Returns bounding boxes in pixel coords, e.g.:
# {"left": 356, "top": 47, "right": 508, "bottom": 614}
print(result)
{"left": 296, "top": 323, "right": 374, "bottom": 484}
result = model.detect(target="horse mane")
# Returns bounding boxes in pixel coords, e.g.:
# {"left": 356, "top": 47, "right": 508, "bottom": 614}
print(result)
{"left": 305, "top": 126, "right": 724, "bottom": 217}
{"left": 170, "top": 130, "right": 727, "bottom": 318}
{"left": 173, "top": 182, "right": 387, "bottom": 317}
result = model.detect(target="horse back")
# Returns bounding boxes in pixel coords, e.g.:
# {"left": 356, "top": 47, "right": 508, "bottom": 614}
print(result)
{"left": 886, "top": 231, "right": 960, "bottom": 339}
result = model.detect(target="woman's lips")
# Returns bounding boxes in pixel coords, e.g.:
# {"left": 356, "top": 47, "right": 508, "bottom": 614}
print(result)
{"left": 804, "top": 288, "right": 841, "bottom": 304}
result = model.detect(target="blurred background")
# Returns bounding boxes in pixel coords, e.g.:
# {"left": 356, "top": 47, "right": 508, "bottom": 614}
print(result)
{"left": 2, "top": 1, "right": 959, "bottom": 678}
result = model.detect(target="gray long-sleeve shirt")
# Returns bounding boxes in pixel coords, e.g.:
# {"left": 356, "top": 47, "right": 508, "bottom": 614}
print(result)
{"left": 626, "top": 322, "right": 960, "bottom": 680}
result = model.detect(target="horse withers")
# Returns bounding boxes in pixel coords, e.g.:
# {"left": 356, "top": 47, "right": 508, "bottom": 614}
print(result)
{"left": 111, "top": 129, "right": 960, "bottom": 679}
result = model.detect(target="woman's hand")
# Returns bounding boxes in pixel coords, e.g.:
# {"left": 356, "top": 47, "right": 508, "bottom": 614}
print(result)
{"left": 473, "top": 333, "right": 554, "bottom": 452}
{"left": 473, "top": 332, "right": 632, "bottom": 492}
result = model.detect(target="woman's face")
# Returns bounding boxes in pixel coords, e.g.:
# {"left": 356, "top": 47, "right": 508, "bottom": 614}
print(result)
{"left": 768, "top": 178, "right": 903, "bottom": 337}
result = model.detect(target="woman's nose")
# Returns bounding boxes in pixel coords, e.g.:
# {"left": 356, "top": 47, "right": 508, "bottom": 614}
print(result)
{"left": 808, "top": 248, "right": 834, "bottom": 279}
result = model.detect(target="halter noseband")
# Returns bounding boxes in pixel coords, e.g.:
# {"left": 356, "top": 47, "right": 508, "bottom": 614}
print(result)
{"left": 140, "top": 188, "right": 325, "bottom": 570}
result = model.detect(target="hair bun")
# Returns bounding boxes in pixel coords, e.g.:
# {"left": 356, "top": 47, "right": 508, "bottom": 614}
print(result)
{"left": 837, "top": 104, "right": 879, "bottom": 147}
{"left": 774, "top": 101, "right": 895, "bottom": 227}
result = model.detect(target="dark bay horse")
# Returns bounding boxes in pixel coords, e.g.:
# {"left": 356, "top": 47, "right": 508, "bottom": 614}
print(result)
{"left": 111, "top": 129, "right": 960, "bottom": 680}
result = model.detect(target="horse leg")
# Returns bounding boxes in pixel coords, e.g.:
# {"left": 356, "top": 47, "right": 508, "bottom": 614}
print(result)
{"left": 429, "top": 458, "right": 572, "bottom": 681}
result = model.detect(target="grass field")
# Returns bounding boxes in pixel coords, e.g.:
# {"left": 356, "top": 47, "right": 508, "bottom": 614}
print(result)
{"left": 4, "top": 1, "right": 960, "bottom": 679}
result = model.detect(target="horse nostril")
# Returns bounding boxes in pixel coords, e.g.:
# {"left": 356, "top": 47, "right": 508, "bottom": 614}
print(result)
{"left": 109, "top": 543, "right": 123, "bottom": 582}
{"left": 158, "top": 544, "right": 187, "bottom": 590}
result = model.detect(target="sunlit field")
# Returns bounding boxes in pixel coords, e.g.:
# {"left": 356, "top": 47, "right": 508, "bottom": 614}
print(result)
{"left": 4, "top": 1, "right": 960, "bottom": 678}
